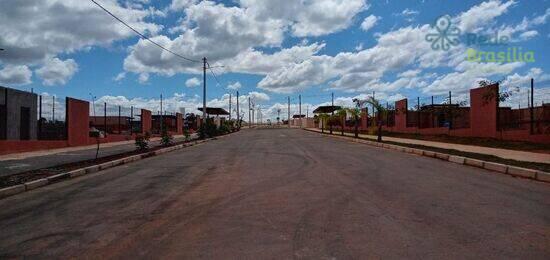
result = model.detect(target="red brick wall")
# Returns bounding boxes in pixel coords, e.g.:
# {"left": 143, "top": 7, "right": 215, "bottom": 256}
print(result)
{"left": 470, "top": 84, "right": 498, "bottom": 138}
{"left": 395, "top": 99, "right": 408, "bottom": 131}
{"left": 67, "top": 98, "right": 90, "bottom": 146}
{"left": 360, "top": 108, "right": 368, "bottom": 129}
{"left": 176, "top": 113, "right": 183, "bottom": 134}
{"left": 141, "top": 109, "right": 152, "bottom": 134}
{"left": 0, "top": 140, "right": 68, "bottom": 155}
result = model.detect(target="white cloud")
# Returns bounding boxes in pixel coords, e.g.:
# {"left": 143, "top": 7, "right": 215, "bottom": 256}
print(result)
{"left": 360, "top": 15, "right": 379, "bottom": 31}
{"left": 423, "top": 61, "right": 525, "bottom": 94}
{"left": 114, "top": 72, "right": 126, "bottom": 82}
{"left": 36, "top": 58, "right": 78, "bottom": 86}
{"left": 240, "top": 0, "right": 368, "bottom": 37}
{"left": 490, "top": 8, "right": 548, "bottom": 42}
{"left": 456, "top": 0, "right": 516, "bottom": 33}
{"left": 0, "top": 0, "right": 162, "bottom": 65}
{"left": 185, "top": 77, "right": 201, "bottom": 87}
{"left": 227, "top": 82, "right": 242, "bottom": 90}
{"left": 0, "top": 65, "right": 32, "bottom": 86}
{"left": 401, "top": 8, "right": 419, "bottom": 16}
{"left": 519, "top": 30, "right": 538, "bottom": 40}
{"left": 124, "top": 0, "right": 367, "bottom": 78}
{"left": 395, "top": 8, "right": 419, "bottom": 22}
{"left": 169, "top": 0, "right": 198, "bottom": 11}
{"left": 248, "top": 91, "right": 270, "bottom": 102}
{"left": 138, "top": 73, "right": 149, "bottom": 84}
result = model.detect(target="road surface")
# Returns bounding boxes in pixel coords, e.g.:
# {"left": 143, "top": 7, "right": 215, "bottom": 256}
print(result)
{"left": 0, "top": 128, "right": 548, "bottom": 259}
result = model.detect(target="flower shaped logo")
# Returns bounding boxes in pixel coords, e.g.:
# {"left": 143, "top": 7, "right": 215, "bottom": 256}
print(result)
{"left": 425, "top": 15, "right": 461, "bottom": 51}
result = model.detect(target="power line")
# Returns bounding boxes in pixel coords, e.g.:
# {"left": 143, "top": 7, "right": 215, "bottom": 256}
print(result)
{"left": 90, "top": 0, "right": 200, "bottom": 63}
{"left": 206, "top": 62, "right": 223, "bottom": 86}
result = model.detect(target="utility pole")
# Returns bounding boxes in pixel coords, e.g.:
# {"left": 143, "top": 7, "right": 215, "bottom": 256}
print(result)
{"left": 530, "top": 78, "right": 534, "bottom": 134}
{"left": 236, "top": 91, "right": 240, "bottom": 127}
{"left": 229, "top": 93, "right": 232, "bottom": 121}
{"left": 299, "top": 94, "right": 302, "bottom": 128}
{"left": 448, "top": 91, "right": 453, "bottom": 130}
{"left": 52, "top": 96, "right": 55, "bottom": 122}
{"left": 372, "top": 91, "right": 375, "bottom": 118}
{"left": 248, "top": 96, "right": 251, "bottom": 127}
{"left": 160, "top": 94, "right": 163, "bottom": 133}
{"left": 330, "top": 92, "right": 334, "bottom": 134}
{"left": 287, "top": 96, "right": 290, "bottom": 128}
{"left": 202, "top": 57, "right": 207, "bottom": 124}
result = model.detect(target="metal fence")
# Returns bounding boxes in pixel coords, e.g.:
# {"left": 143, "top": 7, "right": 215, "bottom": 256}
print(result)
{"left": 404, "top": 93, "right": 470, "bottom": 129}
{"left": 37, "top": 95, "right": 67, "bottom": 140}
{"left": 90, "top": 102, "right": 141, "bottom": 135}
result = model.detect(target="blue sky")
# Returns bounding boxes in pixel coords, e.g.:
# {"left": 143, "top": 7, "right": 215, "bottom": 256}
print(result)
{"left": 0, "top": 0, "right": 549, "bottom": 120}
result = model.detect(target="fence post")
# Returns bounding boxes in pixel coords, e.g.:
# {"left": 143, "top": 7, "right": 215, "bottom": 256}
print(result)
{"left": 417, "top": 97, "right": 420, "bottom": 129}
{"left": 431, "top": 96, "right": 434, "bottom": 128}
{"left": 52, "top": 96, "right": 55, "bottom": 122}
{"left": 104, "top": 102, "right": 107, "bottom": 134}
{"left": 38, "top": 95, "right": 42, "bottom": 139}
{"left": 130, "top": 106, "right": 133, "bottom": 134}
{"left": 118, "top": 105, "right": 121, "bottom": 134}
{"left": 448, "top": 91, "right": 453, "bottom": 130}
{"left": 530, "top": 78, "right": 534, "bottom": 134}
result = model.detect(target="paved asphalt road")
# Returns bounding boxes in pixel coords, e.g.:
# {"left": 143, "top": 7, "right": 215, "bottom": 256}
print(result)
{"left": 0, "top": 129, "right": 548, "bottom": 259}
{"left": 0, "top": 136, "right": 189, "bottom": 177}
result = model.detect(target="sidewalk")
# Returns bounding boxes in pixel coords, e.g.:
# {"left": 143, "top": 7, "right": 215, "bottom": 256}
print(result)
{"left": 0, "top": 134, "right": 192, "bottom": 177}
{"left": 306, "top": 128, "right": 550, "bottom": 164}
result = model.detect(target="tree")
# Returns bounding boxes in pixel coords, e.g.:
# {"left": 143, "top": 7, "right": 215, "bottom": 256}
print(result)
{"left": 361, "top": 97, "right": 387, "bottom": 142}
{"left": 336, "top": 108, "right": 347, "bottom": 136}
{"left": 345, "top": 107, "right": 361, "bottom": 138}
{"left": 318, "top": 113, "right": 329, "bottom": 133}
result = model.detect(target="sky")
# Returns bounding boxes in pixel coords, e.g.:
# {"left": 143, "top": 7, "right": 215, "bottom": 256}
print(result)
{"left": 0, "top": 0, "right": 549, "bottom": 121}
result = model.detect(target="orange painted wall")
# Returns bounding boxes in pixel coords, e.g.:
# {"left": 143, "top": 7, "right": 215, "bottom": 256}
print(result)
{"left": 67, "top": 98, "right": 90, "bottom": 146}
{"left": 141, "top": 109, "right": 152, "bottom": 134}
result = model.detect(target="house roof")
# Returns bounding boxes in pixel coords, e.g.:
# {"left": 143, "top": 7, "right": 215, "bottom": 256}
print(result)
{"left": 312, "top": 105, "right": 342, "bottom": 114}
{"left": 197, "top": 107, "right": 230, "bottom": 115}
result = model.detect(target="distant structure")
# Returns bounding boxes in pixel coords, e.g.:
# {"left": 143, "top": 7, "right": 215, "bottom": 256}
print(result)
{"left": 0, "top": 86, "right": 38, "bottom": 140}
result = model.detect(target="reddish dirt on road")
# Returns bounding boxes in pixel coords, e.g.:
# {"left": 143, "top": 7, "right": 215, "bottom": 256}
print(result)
{"left": 0, "top": 128, "right": 549, "bottom": 259}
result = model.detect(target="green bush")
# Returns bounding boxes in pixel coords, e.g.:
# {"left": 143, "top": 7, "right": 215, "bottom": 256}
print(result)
{"left": 198, "top": 119, "right": 219, "bottom": 139}
{"left": 183, "top": 128, "right": 191, "bottom": 141}
{"left": 219, "top": 122, "right": 230, "bottom": 134}
{"left": 135, "top": 132, "right": 151, "bottom": 151}
{"left": 160, "top": 130, "right": 174, "bottom": 147}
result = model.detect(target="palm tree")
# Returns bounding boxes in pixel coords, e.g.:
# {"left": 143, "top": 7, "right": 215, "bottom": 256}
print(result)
{"left": 318, "top": 113, "right": 329, "bottom": 133}
{"left": 336, "top": 108, "right": 347, "bottom": 136}
{"left": 362, "top": 97, "right": 387, "bottom": 142}
{"left": 345, "top": 107, "right": 361, "bottom": 138}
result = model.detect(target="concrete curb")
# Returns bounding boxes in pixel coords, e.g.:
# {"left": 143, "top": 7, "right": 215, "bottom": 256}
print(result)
{"left": 0, "top": 132, "right": 236, "bottom": 200}
{"left": 309, "top": 129, "right": 550, "bottom": 183}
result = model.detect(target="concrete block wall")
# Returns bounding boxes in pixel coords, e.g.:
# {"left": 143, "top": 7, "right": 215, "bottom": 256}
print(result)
{"left": 0, "top": 86, "right": 38, "bottom": 140}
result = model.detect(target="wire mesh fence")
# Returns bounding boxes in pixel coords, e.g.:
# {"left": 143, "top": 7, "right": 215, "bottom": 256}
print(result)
{"left": 37, "top": 95, "right": 67, "bottom": 140}
{"left": 90, "top": 102, "right": 143, "bottom": 135}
